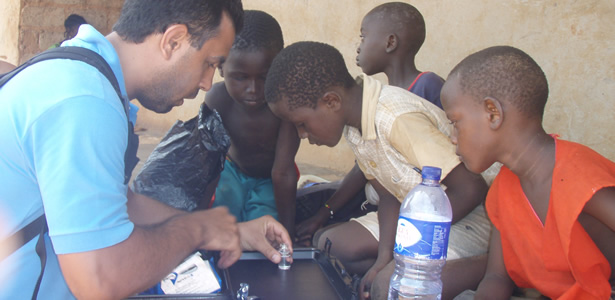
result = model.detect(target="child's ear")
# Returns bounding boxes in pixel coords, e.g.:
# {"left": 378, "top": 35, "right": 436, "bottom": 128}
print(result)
{"left": 385, "top": 34, "right": 398, "bottom": 53}
{"left": 483, "top": 97, "right": 503, "bottom": 130}
{"left": 321, "top": 91, "right": 342, "bottom": 111}
{"left": 160, "top": 24, "right": 190, "bottom": 60}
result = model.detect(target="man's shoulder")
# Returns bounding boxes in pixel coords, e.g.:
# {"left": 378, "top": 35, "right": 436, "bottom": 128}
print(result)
{"left": 4, "top": 58, "right": 114, "bottom": 99}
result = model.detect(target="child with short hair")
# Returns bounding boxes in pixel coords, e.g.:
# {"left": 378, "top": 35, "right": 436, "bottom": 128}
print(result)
{"left": 440, "top": 45, "right": 615, "bottom": 299}
{"left": 356, "top": 2, "right": 445, "bottom": 108}
{"left": 49, "top": 14, "right": 88, "bottom": 49}
{"left": 295, "top": 2, "right": 447, "bottom": 248}
{"left": 206, "top": 10, "right": 300, "bottom": 236}
{"left": 266, "top": 41, "right": 491, "bottom": 300}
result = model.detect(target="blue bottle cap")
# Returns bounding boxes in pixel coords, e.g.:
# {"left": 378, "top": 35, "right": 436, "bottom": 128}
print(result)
{"left": 421, "top": 166, "right": 442, "bottom": 181}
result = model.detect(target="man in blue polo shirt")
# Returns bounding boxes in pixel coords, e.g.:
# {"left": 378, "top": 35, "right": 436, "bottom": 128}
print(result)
{"left": 0, "top": 1, "right": 292, "bottom": 299}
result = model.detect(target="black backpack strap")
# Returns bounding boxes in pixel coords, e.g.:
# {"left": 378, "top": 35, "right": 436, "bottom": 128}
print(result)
{"left": 0, "top": 215, "right": 46, "bottom": 262}
{"left": 0, "top": 214, "right": 47, "bottom": 300}
{"left": 2, "top": 47, "right": 122, "bottom": 100}
{"left": 0, "top": 46, "right": 140, "bottom": 298}
{"left": 30, "top": 220, "right": 48, "bottom": 300}
{"left": 0, "top": 46, "right": 139, "bottom": 183}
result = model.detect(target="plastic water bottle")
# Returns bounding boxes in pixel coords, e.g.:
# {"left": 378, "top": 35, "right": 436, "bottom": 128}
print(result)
{"left": 388, "top": 166, "right": 453, "bottom": 300}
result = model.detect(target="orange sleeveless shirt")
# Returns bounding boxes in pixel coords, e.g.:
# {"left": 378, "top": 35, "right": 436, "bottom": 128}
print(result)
{"left": 486, "top": 138, "right": 614, "bottom": 299}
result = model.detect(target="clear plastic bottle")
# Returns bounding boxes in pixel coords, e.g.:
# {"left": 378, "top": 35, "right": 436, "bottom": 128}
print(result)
{"left": 388, "top": 166, "right": 453, "bottom": 300}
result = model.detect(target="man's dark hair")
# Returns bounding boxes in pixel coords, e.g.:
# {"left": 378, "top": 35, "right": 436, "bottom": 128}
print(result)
{"left": 231, "top": 10, "right": 283, "bottom": 53}
{"left": 265, "top": 41, "right": 355, "bottom": 110}
{"left": 368, "top": 2, "right": 425, "bottom": 55}
{"left": 64, "top": 14, "right": 87, "bottom": 29}
{"left": 113, "top": 0, "right": 244, "bottom": 50}
{"left": 449, "top": 46, "right": 549, "bottom": 119}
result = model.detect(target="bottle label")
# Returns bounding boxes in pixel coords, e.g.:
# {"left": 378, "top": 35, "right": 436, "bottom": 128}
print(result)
{"left": 394, "top": 216, "right": 451, "bottom": 260}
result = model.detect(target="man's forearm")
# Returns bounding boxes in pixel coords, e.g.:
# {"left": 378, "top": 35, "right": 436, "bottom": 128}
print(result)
{"left": 127, "top": 187, "right": 185, "bottom": 226}
{"left": 59, "top": 212, "right": 226, "bottom": 299}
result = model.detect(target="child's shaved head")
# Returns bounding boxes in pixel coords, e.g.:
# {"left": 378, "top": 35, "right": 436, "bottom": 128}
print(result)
{"left": 232, "top": 10, "right": 283, "bottom": 53}
{"left": 366, "top": 2, "right": 425, "bottom": 55}
{"left": 265, "top": 41, "right": 355, "bottom": 110}
{"left": 449, "top": 46, "right": 549, "bottom": 119}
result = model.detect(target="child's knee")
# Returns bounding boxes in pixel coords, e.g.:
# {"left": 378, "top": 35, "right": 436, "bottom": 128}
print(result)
{"left": 315, "top": 226, "right": 337, "bottom": 251}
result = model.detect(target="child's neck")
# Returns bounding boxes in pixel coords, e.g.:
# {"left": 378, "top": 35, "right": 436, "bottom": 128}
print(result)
{"left": 505, "top": 129, "right": 555, "bottom": 187}
{"left": 384, "top": 56, "right": 420, "bottom": 89}
{"left": 345, "top": 82, "right": 364, "bottom": 131}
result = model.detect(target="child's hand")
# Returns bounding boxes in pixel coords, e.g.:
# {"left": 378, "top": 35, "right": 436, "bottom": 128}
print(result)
{"left": 295, "top": 212, "right": 328, "bottom": 246}
{"left": 359, "top": 264, "right": 383, "bottom": 300}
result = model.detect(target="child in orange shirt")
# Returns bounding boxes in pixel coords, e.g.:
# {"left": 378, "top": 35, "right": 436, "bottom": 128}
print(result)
{"left": 441, "top": 45, "right": 615, "bottom": 299}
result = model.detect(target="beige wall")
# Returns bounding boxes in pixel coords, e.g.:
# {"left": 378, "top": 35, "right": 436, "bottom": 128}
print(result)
{"left": 15, "top": 0, "right": 123, "bottom": 64}
{"left": 0, "top": 0, "right": 20, "bottom": 64}
{"left": 3, "top": 0, "right": 614, "bottom": 172}
{"left": 138, "top": 0, "right": 615, "bottom": 173}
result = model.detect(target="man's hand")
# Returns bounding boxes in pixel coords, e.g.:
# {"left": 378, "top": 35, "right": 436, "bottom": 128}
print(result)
{"left": 192, "top": 207, "right": 241, "bottom": 269}
{"left": 239, "top": 215, "right": 294, "bottom": 264}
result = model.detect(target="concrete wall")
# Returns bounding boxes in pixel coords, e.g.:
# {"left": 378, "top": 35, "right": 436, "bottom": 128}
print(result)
{"left": 3, "top": 0, "right": 614, "bottom": 173}
{"left": 138, "top": 0, "right": 615, "bottom": 173}
{"left": 0, "top": 0, "right": 21, "bottom": 64}
{"left": 17, "top": 0, "right": 123, "bottom": 64}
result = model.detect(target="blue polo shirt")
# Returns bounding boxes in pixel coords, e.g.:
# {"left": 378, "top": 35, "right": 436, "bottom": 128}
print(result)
{"left": 0, "top": 25, "right": 135, "bottom": 299}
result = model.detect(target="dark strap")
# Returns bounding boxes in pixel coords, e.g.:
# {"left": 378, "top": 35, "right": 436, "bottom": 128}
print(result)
{"left": 31, "top": 219, "right": 48, "bottom": 300}
{"left": 1, "top": 47, "right": 122, "bottom": 98}
{"left": 0, "top": 214, "right": 47, "bottom": 300}
{"left": 0, "top": 215, "right": 46, "bottom": 262}
{"left": 0, "top": 46, "right": 139, "bottom": 184}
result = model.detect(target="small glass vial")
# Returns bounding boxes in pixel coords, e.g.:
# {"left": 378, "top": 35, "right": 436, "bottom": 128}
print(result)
{"left": 278, "top": 243, "right": 291, "bottom": 270}
{"left": 236, "top": 282, "right": 249, "bottom": 300}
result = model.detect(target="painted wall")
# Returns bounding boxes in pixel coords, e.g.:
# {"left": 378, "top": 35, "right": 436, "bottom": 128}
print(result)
{"left": 0, "top": 0, "right": 20, "bottom": 64}
{"left": 15, "top": 0, "right": 123, "bottom": 64}
{"left": 3, "top": 0, "right": 614, "bottom": 173}
{"left": 138, "top": 0, "right": 615, "bottom": 173}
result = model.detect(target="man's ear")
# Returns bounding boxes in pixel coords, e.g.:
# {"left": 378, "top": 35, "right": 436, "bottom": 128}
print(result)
{"left": 160, "top": 24, "right": 190, "bottom": 60}
{"left": 385, "top": 34, "right": 398, "bottom": 53}
{"left": 321, "top": 91, "right": 342, "bottom": 111}
{"left": 483, "top": 97, "right": 503, "bottom": 130}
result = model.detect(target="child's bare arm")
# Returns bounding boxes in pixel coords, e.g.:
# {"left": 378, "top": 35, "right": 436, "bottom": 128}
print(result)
{"left": 359, "top": 179, "right": 399, "bottom": 298}
{"left": 475, "top": 227, "right": 515, "bottom": 300}
{"left": 295, "top": 163, "right": 368, "bottom": 245}
{"left": 582, "top": 187, "right": 615, "bottom": 231}
{"left": 271, "top": 120, "right": 301, "bottom": 240}
{"left": 441, "top": 163, "right": 488, "bottom": 224}
{"left": 580, "top": 186, "right": 615, "bottom": 278}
